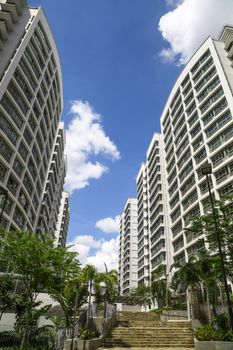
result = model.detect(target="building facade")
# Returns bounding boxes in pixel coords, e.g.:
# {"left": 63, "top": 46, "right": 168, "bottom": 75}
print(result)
{"left": 136, "top": 134, "right": 171, "bottom": 288}
{"left": 54, "top": 191, "right": 70, "bottom": 247}
{"left": 119, "top": 25, "right": 233, "bottom": 293}
{"left": 119, "top": 198, "right": 138, "bottom": 295}
{"left": 0, "top": 0, "right": 68, "bottom": 243}
{"left": 161, "top": 24, "right": 233, "bottom": 266}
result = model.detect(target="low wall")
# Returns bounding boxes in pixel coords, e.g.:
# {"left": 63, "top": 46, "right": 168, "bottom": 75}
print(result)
{"left": 195, "top": 341, "right": 233, "bottom": 350}
{"left": 64, "top": 338, "right": 103, "bottom": 350}
{"left": 161, "top": 310, "right": 188, "bottom": 321}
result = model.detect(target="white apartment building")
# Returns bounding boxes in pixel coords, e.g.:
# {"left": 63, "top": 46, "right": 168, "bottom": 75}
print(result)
{"left": 54, "top": 191, "right": 70, "bottom": 247}
{"left": 0, "top": 0, "right": 69, "bottom": 242}
{"left": 136, "top": 134, "right": 171, "bottom": 287}
{"left": 160, "top": 25, "right": 233, "bottom": 266}
{"left": 119, "top": 198, "right": 138, "bottom": 295}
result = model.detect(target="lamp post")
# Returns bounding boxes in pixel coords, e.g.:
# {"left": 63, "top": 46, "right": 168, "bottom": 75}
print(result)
{"left": 201, "top": 162, "right": 233, "bottom": 330}
{"left": 0, "top": 186, "right": 8, "bottom": 227}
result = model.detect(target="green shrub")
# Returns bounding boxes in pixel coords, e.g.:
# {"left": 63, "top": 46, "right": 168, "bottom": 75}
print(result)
{"left": 195, "top": 325, "right": 213, "bottom": 341}
{"left": 78, "top": 328, "right": 99, "bottom": 340}
{"left": 195, "top": 325, "right": 233, "bottom": 341}
{"left": 170, "top": 302, "right": 187, "bottom": 310}
{"left": 212, "top": 313, "right": 229, "bottom": 331}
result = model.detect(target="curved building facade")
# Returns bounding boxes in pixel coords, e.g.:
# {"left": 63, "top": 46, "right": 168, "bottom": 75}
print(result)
{"left": 0, "top": 0, "right": 66, "bottom": 239}
{"left": 161, "top": 25, "right": 233, "bottom": 265}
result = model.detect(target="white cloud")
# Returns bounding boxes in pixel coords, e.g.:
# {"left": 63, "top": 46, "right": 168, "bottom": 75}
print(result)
{"left": 159, "top": 0, "right": 233, "bottom": 64}
{"left": 65, "top": 101, "right": 120, "bottom": 193}
{"left": 68, "top": 235, "right": 119, "bottom": 272}
{"left": 95, "top": 215, "right": 120, "bottom": 233}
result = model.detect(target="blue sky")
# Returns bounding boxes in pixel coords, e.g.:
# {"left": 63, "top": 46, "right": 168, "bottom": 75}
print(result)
{"left": 30, "top": 0, "right": 233, "bottom": 270}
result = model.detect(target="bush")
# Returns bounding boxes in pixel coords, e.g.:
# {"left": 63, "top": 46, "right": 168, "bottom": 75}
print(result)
{"left": 78, "top": 328, "right": 99, "bottom": 340}
{"left": 212, "top": 313, "right": 229, "bottom": 331}
{"left": 170, "top": 302, "right": 187, "bottom": 310}
{"left": 195, "top": 325, "right": 213, "bottom": 341}
{"left": 195, "top": 325, "right": 233, "bottom": 341}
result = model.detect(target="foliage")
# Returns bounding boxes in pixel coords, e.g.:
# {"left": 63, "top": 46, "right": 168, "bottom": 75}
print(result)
{"left": 211, "top": 313, "right": 229, "bottom": 331}
{"left": 0, "top": 274, "right": 16, "bottom": 321}
{"left": 195, "top": 324, "right": 233, "bottom": 341}
{"left": 0, "top": 229, "right": 84, "bottom": 345}
{"left": 129, "top": 285, "right": 151, "bottom": 310}
{"left": 151, "top": 265, "right": 170, "bottom": 308}
{"left": 78, "top": 327, "right": 99, "bottom": 340}
{"left": 190, "top": 195, "right": 233, "bottom": 281}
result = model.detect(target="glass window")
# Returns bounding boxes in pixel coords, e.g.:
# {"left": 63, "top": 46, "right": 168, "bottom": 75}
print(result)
{"left": 28, "top": 157, "right": 37, "bottom": 179}
{"left": 24, "top": 127, "right": 33, "bottom": 146}
{"left": 0, "top": 137, "right": 13, "bottom": 162}
{"left": 13, "top": 157, "right": 23, "bottom": 177}
{"left": 0, "top": 94, "right": 24, "bottom": 130}
{"left": 18, "top": 189, "right": 28, "bottom": 211}
{"left": 8, "top": 82, "right": 28, "bottom": 115}
{"left": 0, "top": 111, "right": 18, "bottom": 145}
{"left": 7, "top": 175, "right": 19, "bottom": 195}
{"left": 13, "top": 207, "right": 25, "bottom": 229}
{"left": 19, "top": 58, "right": 37, "bottom": 90}
{"left": 23, "top": 173, "right": 33, "bottom": 195}
{"left": 14, "top": 69, "right": 33, "bottom": 102}
{"left": 0, "top": 161, "right": 6, "bottom": 181}
{"left": 18, "top": 142, "right": 28, "bottom": 160}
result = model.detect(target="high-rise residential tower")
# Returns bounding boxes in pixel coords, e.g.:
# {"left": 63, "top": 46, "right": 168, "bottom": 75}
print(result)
{"left": 0, "top": 0, "right": 68, "bottom": 241}
{"left": 161, "top": 25, "right": 233, "bottom": 265}
{"left": 119, "top": 198, "right": 138, "bottom": 295}
{"left": 136, "top": 134, "right": 171, "bottom": 288}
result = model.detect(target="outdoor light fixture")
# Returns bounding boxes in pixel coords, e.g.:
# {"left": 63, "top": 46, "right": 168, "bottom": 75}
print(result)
{"left": 200, "top": 162, "right": 233, "bottom": 330}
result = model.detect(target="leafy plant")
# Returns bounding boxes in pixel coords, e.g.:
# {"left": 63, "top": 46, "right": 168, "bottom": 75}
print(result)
{"left": 78, "top": 327, "right": 99, "bottom": 340}
{"left": 195, "top": 324, "right": 233, "bottom": 341}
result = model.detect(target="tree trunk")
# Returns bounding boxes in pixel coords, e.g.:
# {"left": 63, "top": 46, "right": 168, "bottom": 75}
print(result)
{"left": 205, "top": 284, "right": 212, "bottom": 322}
{"left": 86, "top": 280, "right": 92, "bottom": 329}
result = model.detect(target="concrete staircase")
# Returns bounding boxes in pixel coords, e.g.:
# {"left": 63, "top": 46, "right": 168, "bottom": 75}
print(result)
{"left": 102, "top": 311, "right": 195, "bottom": 349}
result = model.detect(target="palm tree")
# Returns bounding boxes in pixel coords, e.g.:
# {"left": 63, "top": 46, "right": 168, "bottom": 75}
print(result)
{"left": 83, "top": 264, "right": 99, "bottom": 328}
{"left": 151, "top": 265, "right": 169, "bottom": 308}
{"left": 130, "top": 284, "right": 151, "bottom": 310}
{"left": 171, "top": 251, "right": 220, "bottom": 321}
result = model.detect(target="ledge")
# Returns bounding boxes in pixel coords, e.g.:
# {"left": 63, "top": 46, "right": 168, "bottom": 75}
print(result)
{"left": 195, "top": 340, "right": 233, "bottom": 350}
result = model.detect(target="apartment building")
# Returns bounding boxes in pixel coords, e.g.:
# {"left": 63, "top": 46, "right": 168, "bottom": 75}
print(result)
{"left": 0, "top": 0, "right": 69, "bottom": 243}
{"left": 119, "top": 198, "right": 138, "bottom": 295}
{"left": 54, "top": 191, "right": 70, "bottom": 247}
{"left": 160, "top": 25, "right": 233, "bottom": 265}
{"left": 119, "top": 25, "right": 233, "bottom": 292}
{"left": 136, "top": 134, "right": 171, "bottom": 287}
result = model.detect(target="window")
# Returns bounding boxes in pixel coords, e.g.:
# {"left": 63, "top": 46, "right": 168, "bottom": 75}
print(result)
{"left": 14, "top": 69, "right": 33, "bottom": 102}
{"left": 8, "top": 82, "right": 28, "bottom": 115}
{"left": 195, "top": 147, "right": 207, "bottom": 164}
{"left": 200, "top": 88, "right": 224, "bottom": 114}
{"left": 28, "top": 157, "right": 37, "bottom": 178}
{"left": 28, "top": 114, "right": 37, "bottom": 132}
{"left": 0, "top": 111, "right": 18, "bottom": 145}
{"left": 23, "top": 173, "right": 33, "bottom": 195}
{"left": 0, "top": 137, "right": 13, "bottom": 162}
{"left": 13, "top": 207, "right": 25, "bottom": 229}
{"left": 18, "top": 190, "right": 28, "bottom": 211}
{"left": 0, "top": 161, "right": 6, "bottom": 181}
{"left": 202, "top": 98, "right": 228, "bottom": 126}
{"left": 13, "top": 157, "right": 23, "bottom": 177}
{"left": 7, "top": 175, "right": 19, "bottom": 196}
{"left": 18, "top": 142, "right": 28, "bottom": 160}
{"left": 1, "top": 94, "right": 24, "bottom": 130}
{"left": 205, "top": 110, "right": 232, "bottom": 138}
{"left": 24, "top": 127, "right": 33, "bottom": 146}
{"left": 19, "top": 58, "right": 37, "bottom": 90}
